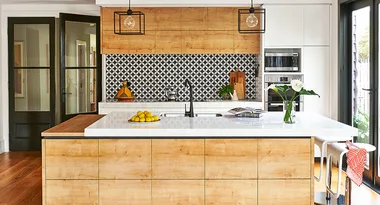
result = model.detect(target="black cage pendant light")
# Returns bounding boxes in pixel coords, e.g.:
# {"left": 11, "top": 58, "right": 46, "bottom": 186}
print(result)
{"left": 114, "top": 0, "right": 145, "bottom": 35}
{"left": 238, "top": 0, "right": 266, "bottom": 33}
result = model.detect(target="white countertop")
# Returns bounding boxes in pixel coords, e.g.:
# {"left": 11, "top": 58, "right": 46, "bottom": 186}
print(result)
{"left": 84, "top": 112, "right": 358, "bottom": 138}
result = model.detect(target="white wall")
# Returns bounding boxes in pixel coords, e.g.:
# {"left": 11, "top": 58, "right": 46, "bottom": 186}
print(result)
{"left": 0, "top": 4, "right": 100, "bottom": 152}
{"left": 0, "top": 6, "right": 3, "bottom": 154}
{"left": 330, "top": 0, "right": 339, "bottom": 120}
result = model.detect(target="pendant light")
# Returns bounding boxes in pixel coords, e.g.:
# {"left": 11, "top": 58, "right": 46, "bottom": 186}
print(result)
{"left": 238, "top": 0, "right": 266, "bottom": 33}
{"left": 114, "top": 0, "right": 145, "bottom": 35}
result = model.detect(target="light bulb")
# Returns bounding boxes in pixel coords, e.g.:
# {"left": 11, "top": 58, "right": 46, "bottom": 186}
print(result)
{"left": 124, "top": 16, "right": 135, "bottom": 29}
{"left": 246, "top": 13, "right": 258, "bottom": 28}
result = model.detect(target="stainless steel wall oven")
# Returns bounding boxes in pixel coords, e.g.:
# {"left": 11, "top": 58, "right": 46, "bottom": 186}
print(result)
{"left": 264, "top": 74, "right": 304, "bottom": 112}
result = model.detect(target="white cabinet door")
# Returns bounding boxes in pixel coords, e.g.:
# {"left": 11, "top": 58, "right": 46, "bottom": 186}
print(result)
{"left": 264, "top": 5, "right": 303, "bottom": 47}
{"left": 303, "top": 47, "right": 330, "bottom": 117}
{"left": 303, "top": 5, "right": 330, "bottom": 46}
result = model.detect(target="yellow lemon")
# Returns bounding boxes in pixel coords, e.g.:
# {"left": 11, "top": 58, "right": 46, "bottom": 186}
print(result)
{"left": 146, "top": 118, "right": 152, "bottom": 122}
{"left": 131, "top": 116, "right": 135, "bottom": 121}
{"left": 139, "top": 118, "right": 145, "bottom": 122}
{"left": 144, "top": 110, "right": 149, "bottom": 114}
{"left": 139, "top": 113, "right": 145, "bottom": 118}
{"left": 137, "top": 111, "right": 143, "bottom": 116}
{"left": 146, "top": 113, "right": 153, "bottom": 118}
{"left": 153, "top": 115, "right": 159, "bottom": 121}
{"left": 134, "top": 117, "right": 140, "bottom": 122}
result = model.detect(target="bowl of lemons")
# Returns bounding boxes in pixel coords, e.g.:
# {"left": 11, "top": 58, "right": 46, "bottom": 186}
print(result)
{"left": 129, "top": 110, "right": 160, "bottom": 123}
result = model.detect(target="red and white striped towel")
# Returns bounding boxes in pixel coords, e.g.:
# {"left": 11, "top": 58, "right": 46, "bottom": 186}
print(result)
{"left": 346, "top": 140, "right": 367, "bottom": 186}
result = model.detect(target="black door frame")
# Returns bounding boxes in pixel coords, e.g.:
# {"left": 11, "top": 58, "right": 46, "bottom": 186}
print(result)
{"left": 8, "top": 17, "right": 56, "bottom": 150}
{"left": 339, "top": 0, "right": 380, "bottom": 190}
{"left": 59, "top": 13, "right": 102, "bottom": 122}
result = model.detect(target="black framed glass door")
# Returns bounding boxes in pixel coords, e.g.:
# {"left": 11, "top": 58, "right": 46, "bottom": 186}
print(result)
{"left": 340, "top": 0, "right": 380, "bottom": 189}
{"left": 59, "top": 13, "right": 101, "bottom": 122}
{"left": 8, "top": 17, "right": 55, "bottom": 151}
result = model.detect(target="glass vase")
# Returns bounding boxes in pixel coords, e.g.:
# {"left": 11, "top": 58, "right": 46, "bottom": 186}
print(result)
{"left": 283, "top": 100, "right": 296, "bottom": 124}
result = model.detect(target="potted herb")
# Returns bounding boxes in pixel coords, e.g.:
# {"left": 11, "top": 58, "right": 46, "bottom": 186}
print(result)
{"left": 218, "top": 84, "right": 233, "bottom": 100}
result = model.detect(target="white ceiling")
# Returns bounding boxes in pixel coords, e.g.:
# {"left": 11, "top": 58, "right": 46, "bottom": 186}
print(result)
{"left": 0, "top": 0, "right": 95, "bottom": 4}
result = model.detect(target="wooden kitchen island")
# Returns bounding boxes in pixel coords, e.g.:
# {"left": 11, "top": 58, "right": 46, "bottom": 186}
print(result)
{"left": 41, "top": 113, "right": 357, "bottom": 205}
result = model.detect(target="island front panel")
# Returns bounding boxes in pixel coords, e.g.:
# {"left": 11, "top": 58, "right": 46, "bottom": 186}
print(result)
{"left": 99, "top": 139, "right": 151, "bottom": 179}
{"left": 43, "top": 137, "right": 314, "bottom": 205}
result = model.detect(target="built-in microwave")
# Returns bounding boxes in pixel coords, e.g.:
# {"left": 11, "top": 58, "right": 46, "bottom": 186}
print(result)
{"left": 264, "top": 52, "right": 300, "bottom": 72}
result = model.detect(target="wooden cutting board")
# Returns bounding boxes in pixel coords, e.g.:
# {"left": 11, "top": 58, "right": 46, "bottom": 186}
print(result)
{"left": 230, "top": 68, "right": 246, "bottom": 99}
{"left": 234, "top": 82, "right": 245, "bottom": 100}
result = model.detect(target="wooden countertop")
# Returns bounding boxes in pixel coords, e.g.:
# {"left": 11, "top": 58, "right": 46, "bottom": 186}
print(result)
{"left": 41, "top": 114, "right": 104, "bottom": 137}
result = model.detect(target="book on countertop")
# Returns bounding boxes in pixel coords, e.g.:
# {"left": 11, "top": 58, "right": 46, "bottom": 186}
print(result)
{"left": 228, "top": 107, "right": 266, "bottom": 118}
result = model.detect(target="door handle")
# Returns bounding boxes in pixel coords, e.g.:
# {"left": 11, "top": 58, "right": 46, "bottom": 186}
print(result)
{"left": 362, "top": 88, "right": 373, "bottom": 91}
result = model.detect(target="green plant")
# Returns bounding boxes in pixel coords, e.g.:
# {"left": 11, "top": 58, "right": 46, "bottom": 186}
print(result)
{"left": 218, "top": 84, "right": 233, "bottom": 99}
{"left": 353, "top": 109, "right": 369, "bottom": 142}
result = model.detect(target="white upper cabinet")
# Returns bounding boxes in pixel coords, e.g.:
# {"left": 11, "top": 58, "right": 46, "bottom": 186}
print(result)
{"left": 264, "top": 5, "right": 304, "bottom": 47}
{"left": 303, "top": 5, "right": 330, "bottom": 46}
{"left": 303, "top": 47, "right": 330, "bottom": 117}
{"left": 264, "top": 4, "right": 330, "bottom": 47}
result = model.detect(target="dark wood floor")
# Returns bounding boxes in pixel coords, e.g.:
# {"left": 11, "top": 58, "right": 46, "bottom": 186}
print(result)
{"left": 0, "top": 152, "right": 41, "bottom": 205}
{"left": 0, "top": 152, "right": 379, "bottom": 205}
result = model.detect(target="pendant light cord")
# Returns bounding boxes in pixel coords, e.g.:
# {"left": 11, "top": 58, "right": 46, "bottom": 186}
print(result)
{"left": 251, "top": 0, "right": 253, "bottom": 8}
{"left": 129, "top": 0, "right": 131, "bottom": 10}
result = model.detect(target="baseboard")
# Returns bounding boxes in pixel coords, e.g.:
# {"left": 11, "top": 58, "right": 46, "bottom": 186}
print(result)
{"left": 0, "top": 139, "right": 4, "bottom": 154}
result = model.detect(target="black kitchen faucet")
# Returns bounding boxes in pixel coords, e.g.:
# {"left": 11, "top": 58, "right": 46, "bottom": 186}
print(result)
{"left": 184, "top": 79, "right": 195, "bottom": 117}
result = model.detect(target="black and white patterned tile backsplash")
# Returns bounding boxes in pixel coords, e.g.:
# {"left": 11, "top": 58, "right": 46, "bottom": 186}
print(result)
{"left": 105, "top": 54, "right": 260, "bottom": 101}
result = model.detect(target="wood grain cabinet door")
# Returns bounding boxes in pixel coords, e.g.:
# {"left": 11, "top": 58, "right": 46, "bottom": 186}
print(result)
{"left": 46, "top": 180, "right": 98, "bottom": 205}
{"left": 205, "top": 139, "right": 257, "bottom": 179}
{"left": 152, "top": 139, "right": 204, "bottom": 179}
{"left": 99, "top": 139, "right": 151, "bottom": 179}
{"left": 258, "top": 139, "right": 311, "bottom": 179}
{"left": 258, "top": 180, "right": 311, "bottom": 205}
{"left": 205, "top": 180, "right": 257, "bottom": 205}
{"left": 99, "top": 180, "right": 151, "bottom": 205}
{"left": 45, "top": 140, "right": 98, "bottom": 179}
{"left": 152, "top": 180, "right": 204, "bottom": 205}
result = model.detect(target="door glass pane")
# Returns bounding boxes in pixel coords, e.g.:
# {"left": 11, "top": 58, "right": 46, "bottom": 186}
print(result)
{"left": 65, "top": 69, "right": 97, "bottom": 115}
{"left": 65, "top": 21, "right": 97, "bottom": 67}
{"left": 14, "top": 24, "right": 50, "bottom": 67}
{"left": 14, "top": 69, "right": 50, "bottom": 111}
{"left": 352, "top": 7, "right": 370, "bottom": 144}
{"left": 352, "top": 7, "right": 370, "bottom": 169}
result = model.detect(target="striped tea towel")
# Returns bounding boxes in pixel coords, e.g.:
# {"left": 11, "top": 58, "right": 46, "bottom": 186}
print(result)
{"left": 346, "top": 140, "right": 367, "bottom": 186}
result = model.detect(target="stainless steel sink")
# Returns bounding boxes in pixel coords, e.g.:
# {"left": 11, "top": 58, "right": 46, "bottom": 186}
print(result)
{"left": 160, "top": 113, "right": 223, "bottom": 117}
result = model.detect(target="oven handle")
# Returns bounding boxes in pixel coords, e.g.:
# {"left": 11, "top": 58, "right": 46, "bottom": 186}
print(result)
{"left": 269, "top": 102, "right": 299, "bottom": 106}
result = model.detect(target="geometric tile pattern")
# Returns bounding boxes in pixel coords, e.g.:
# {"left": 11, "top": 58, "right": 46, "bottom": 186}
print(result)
{"left": 105, "top": 54, "right": 260, "bottom": 101}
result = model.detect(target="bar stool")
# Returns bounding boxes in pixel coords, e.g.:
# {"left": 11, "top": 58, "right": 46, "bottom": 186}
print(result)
{"left": 314, "top": 136, "right": 353, "bottom": 181}
{"left": 323, "top": 142, "right": 376, "bottom": 205}
{"left": 314, "top": 136, "right": 353, "bottom": 205}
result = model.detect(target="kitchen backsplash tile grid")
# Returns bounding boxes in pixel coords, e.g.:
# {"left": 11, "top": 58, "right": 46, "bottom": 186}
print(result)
{"left": 105, "top": 54, "right": 260, "bottom": 101}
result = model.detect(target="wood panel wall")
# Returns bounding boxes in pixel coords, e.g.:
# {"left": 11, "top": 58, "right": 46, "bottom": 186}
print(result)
{"left": 101, "top": 7, "right": 261, "bottom": 54}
